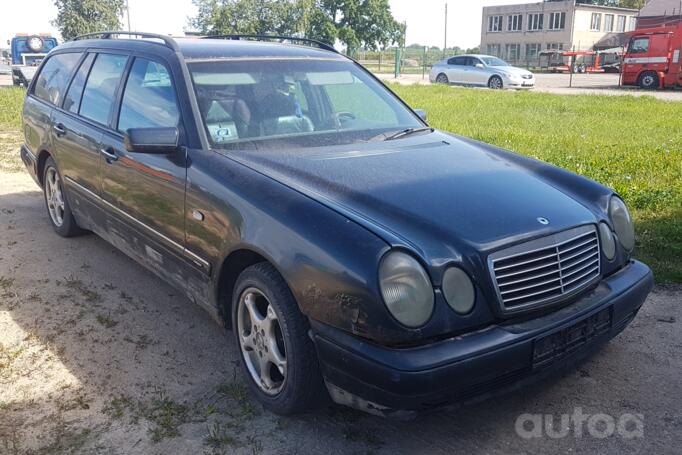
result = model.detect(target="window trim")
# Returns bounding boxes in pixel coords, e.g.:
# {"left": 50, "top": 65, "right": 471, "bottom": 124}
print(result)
{"left": 60, "top": 52, "right": 96, "bottom": 113}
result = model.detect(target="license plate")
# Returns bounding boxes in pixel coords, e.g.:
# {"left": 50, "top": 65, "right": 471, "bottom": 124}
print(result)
{"left": 532, "top": 307, "right": 612, "bottom": 369}
{"left": 522, "top": 82, "right": 533, "bottom": 86}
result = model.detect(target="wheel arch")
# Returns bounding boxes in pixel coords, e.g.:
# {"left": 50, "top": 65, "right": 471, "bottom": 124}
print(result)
{"left": 36, "top": 149, "right": 52, "bottom": 187}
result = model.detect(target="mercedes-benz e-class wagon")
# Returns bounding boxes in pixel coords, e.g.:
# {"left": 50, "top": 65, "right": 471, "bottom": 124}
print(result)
{"left": 20, "top": 32, "right": 652, "bottom": 418}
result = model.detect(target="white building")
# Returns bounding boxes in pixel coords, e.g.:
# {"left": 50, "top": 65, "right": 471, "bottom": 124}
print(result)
{"left": 480, "top": 0, "right": 638, "bottom": 64}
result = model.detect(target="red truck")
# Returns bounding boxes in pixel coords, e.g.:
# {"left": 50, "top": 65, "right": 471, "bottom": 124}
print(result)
{"left": 622, "top": 21, "right": 682, "bottom": 89}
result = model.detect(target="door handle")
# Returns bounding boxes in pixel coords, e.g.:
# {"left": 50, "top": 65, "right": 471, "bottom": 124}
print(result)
{"left": 100, "top": 147, "right": 118, "bottom": 162}
{"left": 52, "top": 123, "right": 66, "bottom": 136}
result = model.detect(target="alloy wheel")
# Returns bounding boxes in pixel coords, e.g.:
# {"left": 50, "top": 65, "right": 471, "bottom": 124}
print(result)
{"left": 237, "top": 287, "right": 287, "bottom": 395}
{"left": 45, "top": 167, "right": 65, "bottom": 227}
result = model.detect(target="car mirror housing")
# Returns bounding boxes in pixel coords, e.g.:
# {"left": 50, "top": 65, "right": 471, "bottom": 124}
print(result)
{"left": 124, "top": 127, "right": 179, "bottom": 153}
{"left": 475, "top": 63, "right": 484, "bottom": 68}
{"left": 414, "top": 109, "right": 427, "bottom": 122}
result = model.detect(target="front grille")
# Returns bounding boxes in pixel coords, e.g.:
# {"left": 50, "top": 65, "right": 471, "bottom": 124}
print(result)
{"left": 489, "top": 225, "right": 600, "bottom": 314}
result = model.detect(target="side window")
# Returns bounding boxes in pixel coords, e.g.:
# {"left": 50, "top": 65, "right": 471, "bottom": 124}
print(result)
{"left": 118, "top": 58, "right": 180, "bottom": 133}
{"left": 629, "top": 38, "right": 649, "bottom": 54}
{"left": 33, "top": 53, "right": 81, "bottom": 105}
{"left": 63, "top": 53, "right": 95, "bottom": 113}
{"left": 452, "top": 57, "right": 467, "bottom": 66}
{"left": 79, "top": 53, "right": 128, "bottom": 125}
{"left": 467, "top": 57, "right": 481, "bottom": 67}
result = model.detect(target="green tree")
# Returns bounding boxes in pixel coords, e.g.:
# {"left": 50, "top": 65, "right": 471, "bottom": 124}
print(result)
{"left": 52, "top": 0, "right": 125, "bottom": 40}
{"left": 191, "top": 0, "right": 308, "bottom": 36}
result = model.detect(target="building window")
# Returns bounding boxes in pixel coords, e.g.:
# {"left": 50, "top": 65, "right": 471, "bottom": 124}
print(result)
{"left": 486, "top": 43, "right": 502, "bottom": 57}
{"left": 617, "top": 15, "right": 626, "bottom": 32}
{"left": 628, "top": 16, "right": 637, "bottom": 31}
{"left": 591, "top": 13, "right": 602, "bottom": 31}
{"left": 549, "top": 12, "right": 565, "bottom": 30}
{"left": 488, "top": 15, "right": 503, "bottom": 32}
{"left": 505, "top": 43, "right": 521, "bottom": 61}
{"left": 604, "top": 14, "right": 614, "bottom": 32}
{"left": 546, "top": 43, "right": 564, "bottom": 50}
{"left": 528, "top": 13, "right": 544, "bottom": 31}
{"left": 507, "top": 14, "right": 523, "bottom": 31}
{"left": 526, "top": 43, "right": 542, "bottom": 59}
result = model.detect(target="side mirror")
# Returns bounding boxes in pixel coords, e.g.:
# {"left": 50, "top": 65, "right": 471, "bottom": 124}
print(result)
{"left": 414, "top": 109, "right": 427, "bottom": 122}
{"left": 124, "top": 127, "right": 179, "bottom": 153}
{"left": 475, "top": 63, "right": 484, "bottom": 68}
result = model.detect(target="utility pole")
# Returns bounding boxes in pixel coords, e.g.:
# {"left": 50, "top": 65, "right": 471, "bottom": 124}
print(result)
{"left": 443, "top": 3, "right": 448, "bottom": 58}
{"left": 126, "top": 0, "right": 131, "bottom": 31}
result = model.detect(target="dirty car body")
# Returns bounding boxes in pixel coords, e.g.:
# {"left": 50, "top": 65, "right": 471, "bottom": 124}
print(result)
{"left": 20, "top": 33, "right": 653, "bottom": 417}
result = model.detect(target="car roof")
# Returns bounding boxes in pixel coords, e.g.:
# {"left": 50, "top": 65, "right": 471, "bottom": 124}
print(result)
{"left": 448, "top": 54, "right": 497, "bottom": 59}
{"left": 55, "top": 36, "right": 345, "bottom": 61}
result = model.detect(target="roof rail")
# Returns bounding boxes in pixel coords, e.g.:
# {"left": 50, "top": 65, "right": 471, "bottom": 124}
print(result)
{"left": 200, "top": 34, "right": 338, "bottom": 54}
{"left": 71, "top": 31, "right": 180, "bottom": 52}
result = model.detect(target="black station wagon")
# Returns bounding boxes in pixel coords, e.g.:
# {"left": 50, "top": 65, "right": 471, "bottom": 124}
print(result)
{"left": 20, "top": 32, "right": 653, "bottom": 417}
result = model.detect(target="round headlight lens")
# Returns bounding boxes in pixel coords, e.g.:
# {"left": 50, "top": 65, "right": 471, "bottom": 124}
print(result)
{"left": 379, "top": 251, "right": 434, "bottom": 328}
{"left": 442, "top": 267, "right": 475, "bottom": 314}
{"left": 598, "top": 222, "right": 616, "bottom": 260}
{"left": 609, "top": 197, "right": 635, "bottom": 252}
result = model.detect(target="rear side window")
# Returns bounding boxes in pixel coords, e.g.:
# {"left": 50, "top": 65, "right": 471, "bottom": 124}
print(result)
{"left": 79, "top": 53, "right": 128, "bottom": 125}
{"left": 118, "top": 58, "right": 180, "bottom": 133}
{"left": 63, "top": 53, "right": 95, "bottom": 113}
{"left": 628, "top": 38, "right": 649, "bottom": 54}
{"left": 33, "top": 53, "right": 81, "bottom": 105}
{"left": 447, "top": 57, "right": 466, "bottom": 66}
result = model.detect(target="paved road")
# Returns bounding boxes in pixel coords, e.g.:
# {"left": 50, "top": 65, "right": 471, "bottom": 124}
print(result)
{"left": 0, "top": 170, "right": 681, "bottom": 454}
{"left": 378, "top": 72, "right": 682, "bottom": 101}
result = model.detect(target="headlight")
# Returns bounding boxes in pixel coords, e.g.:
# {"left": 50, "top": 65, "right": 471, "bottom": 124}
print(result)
{"left": 379, "top": 251, "right": 434, "bottom": 327}
{"left": 598, "top": 221, "right": 616, "bottom": 260}
{"left": 442, "top": 267, "right": 475, "bottom": 314}
{"left": 608, "top": 197, "right": 635, "bottom": 251}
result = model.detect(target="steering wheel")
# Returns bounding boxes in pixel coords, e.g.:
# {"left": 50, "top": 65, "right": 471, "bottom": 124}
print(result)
{"left": 335, "top": 111, "right": 356, "bottom": 123}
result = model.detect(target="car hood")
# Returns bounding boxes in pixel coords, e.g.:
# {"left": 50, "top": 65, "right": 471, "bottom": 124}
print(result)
{"left": 228, "top": 131, "right": 596, "bottom": 258}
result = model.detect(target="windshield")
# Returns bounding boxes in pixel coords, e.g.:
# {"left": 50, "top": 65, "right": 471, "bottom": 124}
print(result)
{"left": 188, "top": 58, "right": 422, "bottom": 150}
{"left": 480, "top": 57, "right": 509, "bottom": 67}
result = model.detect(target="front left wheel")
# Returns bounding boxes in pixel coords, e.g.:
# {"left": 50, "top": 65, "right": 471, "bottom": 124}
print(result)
{"left": 232, "top": 262, "right": 327, "bottom": 415}
{"left": 488, "top": 75, "right": 503, "bottom": 89}
{"left": 42, "top": 157, "right": 85, "bottom": 237}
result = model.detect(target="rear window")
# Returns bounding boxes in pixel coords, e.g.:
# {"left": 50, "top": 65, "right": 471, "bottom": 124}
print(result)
{"left": 79, "top": 53, "right": 128, "bottom": 125}
{"left": 33, "top": 52, "right": 82, "bottom": 105}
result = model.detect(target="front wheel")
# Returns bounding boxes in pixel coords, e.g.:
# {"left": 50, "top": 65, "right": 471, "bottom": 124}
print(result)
{"left": 42, "top": 157, "right": 85, "bottom": 237}
{"left": 488, "top": 75, "right": 503, "bottom": 89}
{"left": 232, "top": 262, "right": 326, "bottom": 415}
{"left": 638, "top": 72, "right": 659, "bottom": 90}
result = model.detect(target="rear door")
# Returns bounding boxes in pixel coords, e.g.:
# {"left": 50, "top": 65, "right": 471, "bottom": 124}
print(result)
{"left": 98, "top": 55, "right": 193, "bottom": 286}
{"left": 445, "top": 56, "right": 468, "bottom": 84}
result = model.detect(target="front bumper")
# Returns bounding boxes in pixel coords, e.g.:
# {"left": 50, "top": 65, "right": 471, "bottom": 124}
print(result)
{"left": 311, "top": 260, "right": 653, "bottom": 417}
{"left": 505, "top": 76, "right": 535, "bottom": 88}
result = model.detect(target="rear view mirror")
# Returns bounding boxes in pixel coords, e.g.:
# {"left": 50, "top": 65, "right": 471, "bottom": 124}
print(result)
{"left": 124, "top": 127, "right": 179, "bottom": 153}
{"left": 414, "top": 109, "right": 427, "bottom": 122}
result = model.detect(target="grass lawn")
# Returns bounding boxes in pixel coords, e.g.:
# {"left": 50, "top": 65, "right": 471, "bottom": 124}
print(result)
{"left": 392, "top": 84, "right": 682, "bottom": 282}
{"left": 1, "top": 84, "right": 680, "bottom": 282}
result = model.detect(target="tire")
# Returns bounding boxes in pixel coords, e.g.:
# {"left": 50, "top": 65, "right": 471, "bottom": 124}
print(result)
{"left": 638, "top": 72, "right": 659, "bottom": 90}
{"left": 435, "top": 73, "right": 449, "bottom": 84}
{"left": 42, "top": 157, "right": 85, "bottom": 237}
{"left": 488, "top": 75, "right": 503, "bottom": 89}
{"left": 232, "top": 262, "right": 327, "bottom": 415}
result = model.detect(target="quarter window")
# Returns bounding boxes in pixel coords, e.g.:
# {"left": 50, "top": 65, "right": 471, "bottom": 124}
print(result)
{"left": 63, "top": 53, "right": 95, "bottom": 114}
{"left": 79, "top": 53, "right": 128, "bottom": 126}
{"left": 549, "top": 12, "right": 565, "bottom": 30}
{"left": 591, "top": 13, "right": 602, "bottom": 31}
{"left": 118, "top": 58, "right": 180, "bottom": 133}
{"left": 33, "top": 52, "right": 81, "bottom": 105}
{"left": 528, "top": 13, "right": 544, "bottom": 31}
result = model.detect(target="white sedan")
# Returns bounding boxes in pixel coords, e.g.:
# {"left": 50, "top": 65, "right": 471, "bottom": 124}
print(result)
{"left": 429, "top": 54, "right": 535, "bottom": 89}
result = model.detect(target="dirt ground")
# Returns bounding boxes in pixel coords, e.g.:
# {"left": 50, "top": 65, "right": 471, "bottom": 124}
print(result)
{"left": 0, "top": 169, "right": 681, "bottom": 455}
{"left": 377, "top": 72, "right": 682, "bottom": 101}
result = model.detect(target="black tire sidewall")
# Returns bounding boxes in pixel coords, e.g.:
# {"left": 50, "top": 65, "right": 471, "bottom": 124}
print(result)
{"left": 437, "top": 73, "right": 448, "bottom": 84}
{"left": 489, "top": 76, "right": 502, "bottom": 89}
{"left": 639, "top": 72, "right": 658, "bottom": 90}
{"left": 231, "top": 263, "right": 325, "bottom": 414}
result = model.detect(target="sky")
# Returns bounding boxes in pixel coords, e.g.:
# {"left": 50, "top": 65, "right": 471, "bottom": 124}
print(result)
{"left": 0, "top": 0, "right": 517, "bottom": 50}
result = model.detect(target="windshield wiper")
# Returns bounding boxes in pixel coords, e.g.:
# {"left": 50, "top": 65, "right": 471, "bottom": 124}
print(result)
{"left": 382, "top": 127, "right": 434, "bottom": 141}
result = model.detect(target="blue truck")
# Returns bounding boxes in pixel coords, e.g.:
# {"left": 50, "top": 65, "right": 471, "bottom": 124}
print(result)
{"left": 8, "top": 34, "right": 58, "bottom": 86}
